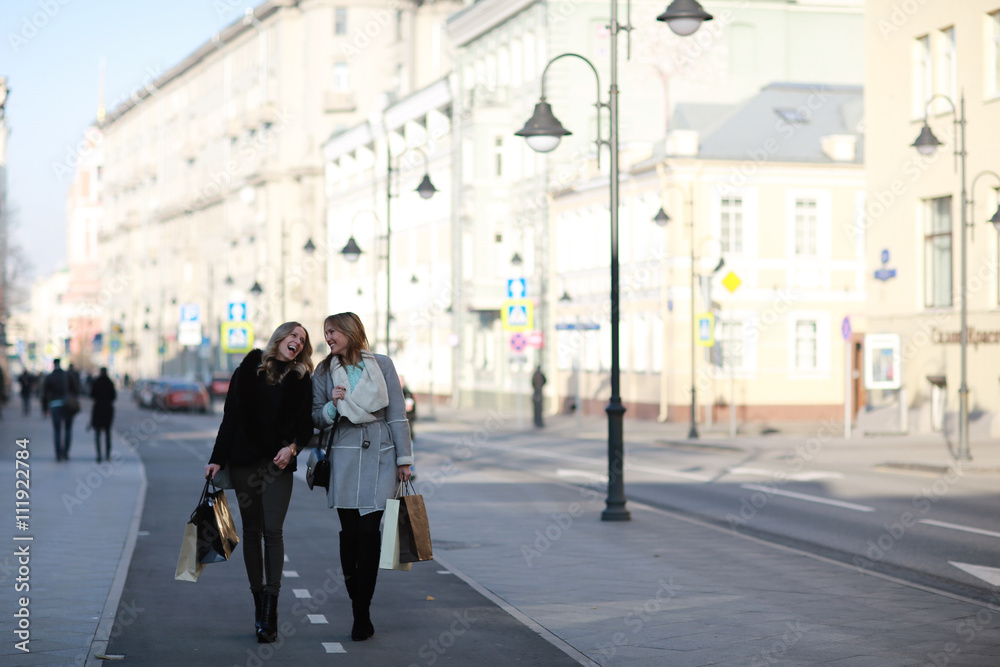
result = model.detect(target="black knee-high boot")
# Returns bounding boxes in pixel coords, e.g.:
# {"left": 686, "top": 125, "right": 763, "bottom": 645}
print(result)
{"left": 339, "top": 530, "right": 358, "bottom": 600}
{"left": 351, "top": 532, "right": 380, "bottom": 641}
{"left": 257, "top": 593, "right": 278, "bottom": 643}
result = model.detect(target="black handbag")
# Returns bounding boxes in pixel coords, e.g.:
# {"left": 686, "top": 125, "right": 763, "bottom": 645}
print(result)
{"left": 306, "top": 421, "right": 337, "bottom": 490}
{"left": 192, "top": 479, "right": 239, "bottom": 564}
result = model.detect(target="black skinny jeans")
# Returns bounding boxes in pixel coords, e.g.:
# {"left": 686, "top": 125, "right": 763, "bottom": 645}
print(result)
{"left": 231, "top": 461, "right": 294, "bottom": 595}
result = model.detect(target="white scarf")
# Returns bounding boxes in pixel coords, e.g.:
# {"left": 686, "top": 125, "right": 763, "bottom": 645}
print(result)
{"left": 329, "top": 351, "right": 389, "bottom": 424}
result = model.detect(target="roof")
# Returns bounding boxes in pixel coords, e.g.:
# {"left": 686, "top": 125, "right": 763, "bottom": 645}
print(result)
{"left": 668, "top": 82, "right": 864, "bottom": 164}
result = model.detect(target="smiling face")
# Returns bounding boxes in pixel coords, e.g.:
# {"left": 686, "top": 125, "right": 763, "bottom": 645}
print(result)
{"left": 277, "top": 326, "right": 307, "bottom": 362}
{"left": 324, "top": 322, "right": 349, "bottom": 358}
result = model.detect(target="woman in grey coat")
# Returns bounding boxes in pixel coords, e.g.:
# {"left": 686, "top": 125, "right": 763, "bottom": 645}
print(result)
{"left": 312, "top": 312, "right": 413, "bottom": 641}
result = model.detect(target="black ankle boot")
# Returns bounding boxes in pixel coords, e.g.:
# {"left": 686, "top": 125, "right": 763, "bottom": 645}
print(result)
{"left": 257, "top": 593, "right": 278, "bottom": 643}
{"left": 253, "top": 591, "right": 264, "bottom": 632}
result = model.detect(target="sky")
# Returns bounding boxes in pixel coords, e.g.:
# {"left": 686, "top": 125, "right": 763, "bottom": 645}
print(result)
{"left": 1, "top": 0, "right": 259, "bottom": 285}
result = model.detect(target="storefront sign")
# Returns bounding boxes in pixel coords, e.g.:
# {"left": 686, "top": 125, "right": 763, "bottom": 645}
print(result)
{"left": 931, "top": 328, "right": 1000, "bottom": 348}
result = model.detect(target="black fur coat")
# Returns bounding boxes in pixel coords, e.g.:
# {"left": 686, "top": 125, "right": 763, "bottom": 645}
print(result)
{"left": 209, "top": 349, "right": 313, "bottom": 471}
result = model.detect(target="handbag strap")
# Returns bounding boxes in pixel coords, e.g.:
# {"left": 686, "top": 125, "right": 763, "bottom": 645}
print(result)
{"left": 323, "top": 414, "right": 340, "bottom": 457}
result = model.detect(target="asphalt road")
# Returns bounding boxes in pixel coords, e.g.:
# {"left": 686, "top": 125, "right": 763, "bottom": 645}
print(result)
{"left": 411, "top": 423, "right": 1000, "bottom": 605}
{"left": 103, "top": 402, "right": 580, "bottom": 666}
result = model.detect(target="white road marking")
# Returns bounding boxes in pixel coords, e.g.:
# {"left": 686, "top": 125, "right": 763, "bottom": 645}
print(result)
{"left": 437, "top": 570, "right": 452, "bottom": 575}
{"left": 728, "top": 467, "right": 843, "bottom": 481}
{"left": 284, "top": 570, "right": 299, "bottom": 578}
{"left": 322, "top": 642, "right": 347, "bottom": 653}
{"left": 292, "top": 589, "right": 311, "bottom": 598}
{"left": 556, "top": 469, "right": 608, "bottom": 483}
{"left": 949, "top": 561, "right": 1000, "bottom": 586}
{"left": 740, "top": 484, "right": 875, "bottom": 512}
{"left": 306, "top": 614, "right": 328, "bottom": 624}
{"left": 920, "top": 519, "right": 1000, "bottom": 540}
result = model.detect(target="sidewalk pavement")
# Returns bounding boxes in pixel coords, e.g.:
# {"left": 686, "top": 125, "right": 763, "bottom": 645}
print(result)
{"left": 4, "top": 403, "right": 1000, "bottom": 666}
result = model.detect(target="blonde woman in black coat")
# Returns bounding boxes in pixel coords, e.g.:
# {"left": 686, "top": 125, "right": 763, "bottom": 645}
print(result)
{"left": 205, "top": 322, "right": 314, "bottom": 643}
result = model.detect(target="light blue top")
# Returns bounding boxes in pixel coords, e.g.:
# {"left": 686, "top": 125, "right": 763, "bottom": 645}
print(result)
{"left": 324, "top": 361, "right": 364, "bottom": 422}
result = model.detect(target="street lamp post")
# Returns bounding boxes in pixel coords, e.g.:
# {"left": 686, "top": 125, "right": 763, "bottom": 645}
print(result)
{"left": 516, "top": 1, "right": 711, "bottom": 522}
{"left": 341, "top": 148, "right": 436, "bottom": 354}
{"left": 653, "top": 183, "right": 698, "bottom": 438}
{"left": 911, "top": 92, "right": 973, "bottom": 460}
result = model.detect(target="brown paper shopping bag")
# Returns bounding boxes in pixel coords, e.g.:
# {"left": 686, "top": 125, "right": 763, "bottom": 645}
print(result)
{"left": 175, "top": 522, "right": 205, "bottom": 582}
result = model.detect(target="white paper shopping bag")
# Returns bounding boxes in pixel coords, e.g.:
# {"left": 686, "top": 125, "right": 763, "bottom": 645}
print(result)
{"left": 379, "top": 498, "right": 412, "bottom": 571}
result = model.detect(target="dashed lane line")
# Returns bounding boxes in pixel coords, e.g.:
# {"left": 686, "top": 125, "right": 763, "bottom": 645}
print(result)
{"left": 740, "top": 484, "right": 875, "bottom": 512}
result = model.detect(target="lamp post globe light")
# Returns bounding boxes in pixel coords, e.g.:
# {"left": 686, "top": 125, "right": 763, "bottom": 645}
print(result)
{"left": 656, "top": 0, "right": 713, "bottom": 37}
{"left": 516, "top": 1, "right": 708, "bottom": 522}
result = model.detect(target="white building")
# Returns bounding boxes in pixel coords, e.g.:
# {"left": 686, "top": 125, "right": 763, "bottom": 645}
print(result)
{"left": 93, "top": 0, "right": 461, "bottom": 381}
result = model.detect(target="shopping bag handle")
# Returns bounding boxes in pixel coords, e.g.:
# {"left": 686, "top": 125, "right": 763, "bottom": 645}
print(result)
{"left": 394, "top": 479, "right": 417, "bottom": 498}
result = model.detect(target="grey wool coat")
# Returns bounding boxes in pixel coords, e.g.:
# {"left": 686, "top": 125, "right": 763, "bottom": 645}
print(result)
{"left": 311, "top": 353, "right": 413, "bottom": 513}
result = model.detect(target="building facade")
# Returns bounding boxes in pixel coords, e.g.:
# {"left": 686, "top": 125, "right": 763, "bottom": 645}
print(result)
{"left": 94, "top": 0, "right": 460, "bottom": 381}
{"left": 436, "top": 0, "right": 865, "bottom": 420}
{"left": 864, "top": 1, "right": 1000, "bottom": 437}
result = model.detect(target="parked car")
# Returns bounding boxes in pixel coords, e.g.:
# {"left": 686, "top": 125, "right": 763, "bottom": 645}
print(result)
{"left": 137, "top": 379, "right": 168, "bottom": 409}
{"left": 209, "top": 371, "right": 232, "bottom": 399}
{"left": 155, "top": 380, "right": 210, "bottom": 413}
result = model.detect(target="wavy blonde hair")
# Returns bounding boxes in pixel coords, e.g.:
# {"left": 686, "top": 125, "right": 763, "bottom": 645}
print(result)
{"left": 260, "top": 321, "right": 314, "bottom": 384}
{"left": 321, "top": 312, "right": 370, "bottom": 371}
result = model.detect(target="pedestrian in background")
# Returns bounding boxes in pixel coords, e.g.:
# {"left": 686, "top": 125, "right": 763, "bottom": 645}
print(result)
{"left": 18, "top": 369, "right": 34, "bottom": 416}
{"left": 400, "top": 375, "right": 416, "bottom": 440}
{"left": 90, "top": 367, "right": 117, "bottom": 463}
{"left": 532, "top": 365, "right": 546, "bottom": 428}
{"left": 205, "top": 322, "right": 314, "bottom": 644}
{"left": 42, "top": 359, "right": 80, "bottom": 461}
{"left": 312, "top": 312, "right": 412, "bottom": 642}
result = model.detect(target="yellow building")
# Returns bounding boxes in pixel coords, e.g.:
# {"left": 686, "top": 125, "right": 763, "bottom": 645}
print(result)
{"left": 864, "top": 1, "right": 1000, "bottom": 439}
{"left": 552, "top": 83, "right": 866, "bottom": 425}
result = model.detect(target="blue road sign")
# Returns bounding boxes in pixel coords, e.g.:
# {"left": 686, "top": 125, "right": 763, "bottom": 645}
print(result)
{"left": 180, "top": 303, "right": 200, "bottom": 322}
{"left": 841, "top": 316, "right": 852, "bottom": 341}
{"left": 507, "top": 278, "right": 527, "bottom": 299}
{"left": 555, "top": 322, "right": 600, "bottom": 330}
{"left": 228, "top": 302, "right": 247, "bottom": 321}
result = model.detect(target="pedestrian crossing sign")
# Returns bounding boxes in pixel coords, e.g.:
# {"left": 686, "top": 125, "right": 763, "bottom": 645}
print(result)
{"left": 221, "top": 322, "right": 254, "bottom": 353}
{"left": 695, "top": 312, "right": 715, "bottom": 347}
{"left": 501, "top": 299, "right": 533, "bottom": 332}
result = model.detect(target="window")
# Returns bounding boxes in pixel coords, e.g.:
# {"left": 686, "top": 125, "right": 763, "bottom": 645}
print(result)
{"left": 494, "top": 136, "right": 504, "bottom": 177}
{"left": 989, "top": 12, "right": 1000, "bottom": 97}
{"left": 937, "top": 27, "right": 956, "bottom": 108}
{"left": 334, "top": 7, "right": 347, "bottom": 35}
{"left": 396, "top": 9, "right": 403, "bottom": 42}
{"left": 332, "top": 62, "right": 349, "bottom": 91}
{"left": 720, "top": 197, "right": 743, "bottom": 254}
{"left": 794, "top": 199, "right": 818, "bottom": 256}
{"left": 794, "top": 320, "right": 818, "bottom": 371}
{"left": 913, "top": 35, "right": 932, "bottom": 117}
{"left": 718, "top": 319, "right": 744, "bottom": 370}
{"left": 924, "top": 196, "right": 953, "bottom": 308}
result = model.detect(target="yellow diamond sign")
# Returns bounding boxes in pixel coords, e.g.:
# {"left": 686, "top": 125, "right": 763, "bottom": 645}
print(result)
{"left": 722, "top": 271, "right": 742, "bottom": 293}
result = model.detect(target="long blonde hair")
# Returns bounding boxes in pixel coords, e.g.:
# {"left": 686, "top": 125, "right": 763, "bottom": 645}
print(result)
{"left": 260, "top": 321, "right": 314, "bottom": 384}
{"left": 321, "top": 312, "right": 369, "bottom": 371}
